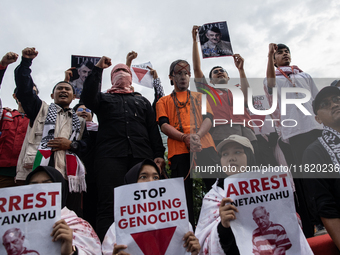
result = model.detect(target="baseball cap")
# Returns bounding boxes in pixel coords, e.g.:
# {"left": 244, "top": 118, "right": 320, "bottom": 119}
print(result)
{"left": 312, "top": 86, "right": 340, "bottom": 115}
{"left": 216, "top": 135, "right": 254, "bottom": 154}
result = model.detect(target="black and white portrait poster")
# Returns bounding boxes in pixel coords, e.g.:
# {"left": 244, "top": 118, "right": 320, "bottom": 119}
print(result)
{"left": 70, "top": 55, "right": 101, "bottom": 98}
{"left": 198, "top": 21, "right": 233, "bottom": 59}
{"left": 225, "top": 170, "right": 313, "bottom": 255}
{"left": 0, "top": 184, "right": 61, "bottom": 255}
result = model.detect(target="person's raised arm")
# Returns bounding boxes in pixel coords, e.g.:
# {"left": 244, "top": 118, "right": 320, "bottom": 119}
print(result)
{"left": 233, "top": 54, "right": 249, "bottom": 103}
{"left": 0, "top": 52, "right": 18, "bottom": 85}
{"left": 81, "top": 56, "right": 111, "bottom": 113}
{"left": 148, "top": 66, "right": 164, "bottom": 111}
{"left": 125, "top": 51, "right": 137, "bottom": 68}
{"left": 14, "top": 47, "right": 42, "bottom": 122}
{"left": 64, "top": 67, "right": 76, "bottom": 82}
{"left": 192, "top": 25, "right": 204, "bottom": 79}
{"left": 267, "top": 43, "right": 277, "bottom": 88}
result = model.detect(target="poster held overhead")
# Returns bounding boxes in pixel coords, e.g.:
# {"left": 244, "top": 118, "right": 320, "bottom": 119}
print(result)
{"left": 131, "top": 61, "right": 154, "bottom": 89}
{"left": 70, "top": 55, "right": 101, "bottom": 98}
{"left": 198, "top": 21, "right": 233, "bottom": 59}
{"left": 0, "top": 184, "right": 61, "bottom": 255}
{"left": 114, "top": 177, "right": 191, "bottom": 255}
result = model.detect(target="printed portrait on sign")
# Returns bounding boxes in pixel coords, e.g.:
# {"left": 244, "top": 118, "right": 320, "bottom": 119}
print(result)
{"left": 199, "top": 21, "right": 233, "bottom": 58}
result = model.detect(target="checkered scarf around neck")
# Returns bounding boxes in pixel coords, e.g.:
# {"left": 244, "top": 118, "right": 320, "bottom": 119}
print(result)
{"left": 319, "top": 126, "right": 340, "bottom": 166}
{"left": 33, "top": 103, "right": 86, "bottom": 192}
{"left": 275, "top": 65, "right": 303, "bottom": 77}
{"left": 106, "top": 63, "right": 133, "bottom": 94}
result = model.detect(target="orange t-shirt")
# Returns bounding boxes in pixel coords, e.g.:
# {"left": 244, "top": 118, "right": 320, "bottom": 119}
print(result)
{"left": 156, "top": 91, "right": 216, "bottom": 159}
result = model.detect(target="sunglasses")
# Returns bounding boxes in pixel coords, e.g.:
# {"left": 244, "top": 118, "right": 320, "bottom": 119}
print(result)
{"left": 319, "top": 96, "right": 340, "bottom": 110}
{"left": 77, "top": 108, "right": 91, "bottom": 113}
{"left": 212, "top": 68, "right": 227, "bottom": 75}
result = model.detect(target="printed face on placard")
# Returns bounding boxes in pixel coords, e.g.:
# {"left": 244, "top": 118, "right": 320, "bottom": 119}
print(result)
{"left": 3, "top": 231, "right": 25, "bottom": 255}
{"left": 220, "top": 142, "right": 247, "bottom": 176}
{"left": 253, "top": 208, "right": 271, "bottom": 232}
{"left": 206, "top": 30, "right": 222, "bottom": 44}
{"left": 137, "top": 165, "right": 160, "bottom": 183}
{"left": 78, "top": 65, "right": 92, "bottom": 82}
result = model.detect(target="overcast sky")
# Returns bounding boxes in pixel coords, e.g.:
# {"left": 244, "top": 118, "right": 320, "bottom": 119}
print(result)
{"left": 1, "top": 0, "right": 340, "bottom": 112}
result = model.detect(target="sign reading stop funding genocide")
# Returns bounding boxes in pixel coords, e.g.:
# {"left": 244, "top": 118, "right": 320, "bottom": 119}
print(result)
{"left": 114, "top": 177, "right": 191, "bottom": 255}
{"left": 225, "top": 171, "right": 313, "bottom": 255}
{"left": 0, "top": 183, "right": 61, "bottom": 255}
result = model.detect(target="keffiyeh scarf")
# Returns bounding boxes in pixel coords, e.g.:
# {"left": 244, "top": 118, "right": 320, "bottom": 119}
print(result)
{"left": 33, "top": 103, "right": 86, "bottom": 192}
{"left": 319, "top": 126, "right": 340, "bottom": 167}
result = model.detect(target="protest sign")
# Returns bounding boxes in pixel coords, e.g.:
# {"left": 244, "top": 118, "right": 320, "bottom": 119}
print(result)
{"left": 225, "top": 171, "right": 313, "bottom": 255}
{"left": 70, "top": 55, "right": 101, "bottom": 98}
{"left": 0, "top": 183, "right": 61, "bottom": 255}
{"left": 198, "top": 21, "right": 233, "bottom": 59}
{"left": 114, "top": 177, "right": 191, "bottom": 255}
{"left": 131, "top": 61, "right": 154, "bottom": 89}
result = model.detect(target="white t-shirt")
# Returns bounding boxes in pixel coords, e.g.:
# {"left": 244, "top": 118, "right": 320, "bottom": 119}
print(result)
{"left": 264, "top": 72, "right": 322, "bottom": 140}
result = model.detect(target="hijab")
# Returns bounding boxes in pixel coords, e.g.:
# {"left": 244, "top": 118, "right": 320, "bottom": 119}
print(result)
{"left": 124, "top": 159, "right": 160, "bottom": 184}
{"left": 106, "top": 63, "right": 133, "bottom": 94}
{"left": 26, "top": 166, "right": 68, "bottom": 208}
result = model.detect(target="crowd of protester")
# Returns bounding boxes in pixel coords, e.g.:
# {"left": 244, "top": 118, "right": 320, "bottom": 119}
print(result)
{"left": 1, "top": 25, "right": 340, "bottom": 254}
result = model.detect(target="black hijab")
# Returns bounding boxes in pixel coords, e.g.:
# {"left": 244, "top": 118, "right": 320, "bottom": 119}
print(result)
{"left": 124, "top": 159, "right": 161, "bottom": 184}
{"left": 26, "top": 166, "right": 68, "bottom": 208}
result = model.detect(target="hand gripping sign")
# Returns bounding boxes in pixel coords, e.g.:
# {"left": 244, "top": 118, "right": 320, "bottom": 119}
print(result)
{"left": 0, "top": 184, "right": 61, "bottom": 255}
{"left": 224, "top": 170, "right": 313, "bottom": 255}
{"left": 114, "top": 177, "right": 191, "bottom": 255}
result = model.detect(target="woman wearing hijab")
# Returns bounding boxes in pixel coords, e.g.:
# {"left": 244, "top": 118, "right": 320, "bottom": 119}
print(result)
{"left": 101, "top": 159, "right": 200, "bottom": 255}
{"left": 195, "top": 135, "right": 256, "bottom": 255}
{"left": 81, "top": 56, "right": 165, "bottom": 241}
{"left": 26, "top": 166, "right": 101, "bottom": 255}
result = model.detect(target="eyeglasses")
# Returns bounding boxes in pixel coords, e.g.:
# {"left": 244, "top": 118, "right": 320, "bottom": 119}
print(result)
{"left": 319, "top": 96, "right": 340, "bottom": 110}
{"left": 77, "top": 108, "right": 91, "bottom": 113}
{"left": 212, "top": 68, "right": 227, "bottom": 74}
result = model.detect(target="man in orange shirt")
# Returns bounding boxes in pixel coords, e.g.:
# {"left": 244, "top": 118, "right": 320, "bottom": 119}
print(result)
{"left": 156, "top": 60, "right": 218, "bottom": 227}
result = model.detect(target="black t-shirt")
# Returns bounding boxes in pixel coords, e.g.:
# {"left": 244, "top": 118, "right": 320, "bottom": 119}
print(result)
{"left": 302, "top": 139, "right": 340, "bottom": 219}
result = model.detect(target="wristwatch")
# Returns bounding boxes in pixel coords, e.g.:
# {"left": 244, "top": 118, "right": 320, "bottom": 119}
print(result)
{"left": 70, "top": 141, "right": 79, "bottom": 151}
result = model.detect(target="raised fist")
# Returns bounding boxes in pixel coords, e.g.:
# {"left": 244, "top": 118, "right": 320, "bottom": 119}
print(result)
{"left": 96, "top": 56, "right": 112, "bottom": 69}
{"left": 0, "top": 52, "right": 19, "bottom": 67}
{"left": 22, "top": 47, "right": 38, "bottom": 59}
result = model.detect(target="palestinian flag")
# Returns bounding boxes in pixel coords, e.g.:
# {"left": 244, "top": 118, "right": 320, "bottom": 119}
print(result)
{"left": 33, "top": 149, "right": 53, "bottom": 170}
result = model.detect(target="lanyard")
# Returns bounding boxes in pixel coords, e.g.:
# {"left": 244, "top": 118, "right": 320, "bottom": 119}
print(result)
{"left": 277, "top": 66, "right": 296, "bottom": 87}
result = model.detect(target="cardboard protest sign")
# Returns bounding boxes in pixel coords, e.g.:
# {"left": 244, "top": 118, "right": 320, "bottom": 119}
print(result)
{"left": 198, "top": 21, "right": 233, "bottom": 59}
{"left": 249, "top": 95, "right": 276, "bottom": 135}
{"left": 225, "top": 171, "right": 313, "bottom": 255}
{"left": 131, "top": 61, "right": 154, "bottom": 89}
{"left": 70, "top": 55, "right": 101, "bottom": 98}
{"left": 114, "top": 178, "right": 191, "bottom": 255}
{"left": 0, "top": 183, "right": 61, "bottom": 255}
